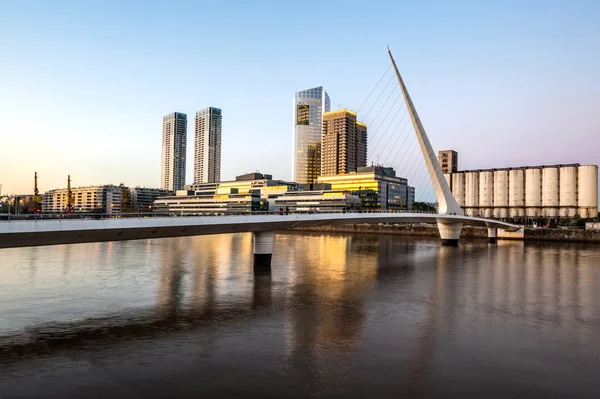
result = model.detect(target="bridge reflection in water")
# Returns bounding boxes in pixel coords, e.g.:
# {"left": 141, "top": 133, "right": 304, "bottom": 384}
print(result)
{"left": 0, "top": 233, "right": 598, "bottom": 397}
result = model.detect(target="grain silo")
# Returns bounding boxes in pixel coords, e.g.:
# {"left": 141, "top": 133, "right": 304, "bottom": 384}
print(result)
{"left": 559, "top": 165, "right": 578, "bottom": 217}
{"left": 479, "top": 170, "right": 494, "bottom": 218}
{"left": 508, "top": 168, "right": 525, "bottom": 218}
{"left": 493, "top": 169, "right": 509, "bottom": 218}
{"left": 451, "top": 172, "right": 466, "bottom": 207}
{"left": 542, "top": 166, "right": 559, "bottom": 217}
{"left": 525, "top": 168, "right": 542, "bottom": 217}
{"left": 578, "top": 165, "right": 599, "bottom": 218}
{"left": 464, "top": 171, "right": 479, "bottom": 217}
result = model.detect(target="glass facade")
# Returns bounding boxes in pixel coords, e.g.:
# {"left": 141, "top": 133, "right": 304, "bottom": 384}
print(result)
{"left": 316, "top": 166, "right": 415, "bottom": 211}
{"left": 293, "top": 87, "right": 330, "bottom": 185}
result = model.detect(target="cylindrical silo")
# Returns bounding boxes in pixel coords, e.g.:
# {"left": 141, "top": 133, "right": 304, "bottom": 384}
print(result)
{"left": 578, "top": 165, "right": 599, "bottom": 218}
{"left": 525, "top": 168, "right": 542, "bottom": 217}
{"left": 542, "top": 166, "right": 559, "bottom": 217}
{"left": 493, "top": 170, "right": 509, "bottom": 218}
{"left": 479, "top": 170, "right": 494, "bottom": 218}
{"left": 451, "top": 172, "right": 465, "bottom": 207}
{"left": 508, "top": 169, "right": 525, "bottom": 218}
{"left": 509, "top": 206, "right": 525, "bottom": 218}
{"left": 465, "top": 171, "right": 479, "bottom": 216}
{"left": 444, "top": 173, "right": 451, "bottom": 188}
{"left": 559, "top": 166, "right": 578, "bottom": 217}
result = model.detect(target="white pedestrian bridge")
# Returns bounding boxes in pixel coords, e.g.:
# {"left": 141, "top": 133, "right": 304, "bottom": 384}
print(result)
{"left": 0, "top": 212, "right": 521, "bottom": 266}
{"left": 0, "top": 48, "right": 524, "bottom": 266}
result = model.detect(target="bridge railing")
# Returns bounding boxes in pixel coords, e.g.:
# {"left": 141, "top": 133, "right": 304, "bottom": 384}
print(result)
{"left": 0, "top": 209, "right": 437, "bottom": 221}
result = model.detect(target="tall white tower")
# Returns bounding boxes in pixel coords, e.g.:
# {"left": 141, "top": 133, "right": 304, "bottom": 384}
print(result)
{"left": 388, "top": 48, "right": 464, "bottom": 245}
{"left": 161, "top": 112, "right": 187, "bottom": 191}
{"left": 194, "top": 107, "right": 222, "bottom": 183}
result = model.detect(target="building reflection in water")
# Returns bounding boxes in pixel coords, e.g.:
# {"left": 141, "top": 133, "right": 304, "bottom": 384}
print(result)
{"left": 275, "top": 232, "right": 380, "bottom": 388}
{"left": 188, "top": 233, "right": 253, "bottom": 315}
{"left": 0, "top": 232, "right": 598, "bottom": 377}
{"left": 155, "top": 237, "right": 186, "bottom": 319}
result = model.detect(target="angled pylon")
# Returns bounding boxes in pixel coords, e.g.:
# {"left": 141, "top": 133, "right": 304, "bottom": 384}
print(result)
{"left": 387, "top": 47, "right": 463, "bottom": 216}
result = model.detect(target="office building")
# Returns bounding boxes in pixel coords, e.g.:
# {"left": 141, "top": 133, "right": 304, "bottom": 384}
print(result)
{"left": 441, "top": 151, "right": 599, "bottom": 219}
{"left": 161, "top": 112, "right": 187, "bottom": 191}
{"left": 153, "top": 189, "right": 268, "bottom": 215}
{"left": 42, "top": 185, "right": 123, "bottom": 214}
{"left": 129, "top": 187, "right": 173, "bottom": 212}
{"left": 156, "top": 172, "right": 298, "bottom": 214}
{"left": 293, "top": 86, "right": 330, "bottom": 185}
{"left": 185, "top": 172, "right": 298, "bottom": 199}
{"left": 194, "top": 107, "right": 222, "bottom": 183}
{"left": 439, "top": 150, "right": 458, "bottom": 173}
{"left": 321, "top": 109, "right": 367, "bottom": 176}
{"left": 317, "top": 166, "right": 414, "bottom": 211}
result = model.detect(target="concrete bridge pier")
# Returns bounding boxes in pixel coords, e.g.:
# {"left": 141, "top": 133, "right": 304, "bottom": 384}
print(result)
{"left": 253, "top": 231, "right": 275, "bottom": 269}
{"left": 437, "top": 222, "right": 463, "bottom": 246}
{"left": 487, "top": 227, "right": 498, "bottom": 244}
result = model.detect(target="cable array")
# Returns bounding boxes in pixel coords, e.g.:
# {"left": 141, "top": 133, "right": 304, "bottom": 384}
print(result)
{"left": 356, "top": 62, "right": 438, "bottom": 205}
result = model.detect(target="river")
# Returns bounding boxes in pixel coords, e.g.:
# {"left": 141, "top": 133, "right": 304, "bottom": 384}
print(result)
{"left": 0, "top": 233, "right": 598, "bottom": 398}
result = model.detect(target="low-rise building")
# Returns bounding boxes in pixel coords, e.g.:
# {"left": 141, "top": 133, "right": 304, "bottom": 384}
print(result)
{"left": 185, "top": 172, "right": 298, "bottom": 199}
{"left": 274, "top": 190, "right": 361, "bottom": 213}
{"left": 129, "top": 187, "right": 173, "bottom": 212}
{"left": 153, "top": 187, "right": 268, "bottom": 215}
{"left": 316, "top": 166, "right": 414, "bottom": 211}
{"left": 42, "top": 185, "right": 123, "bottom": 214}
{"left": 161, "top": 172, "right": 298, "bottom": 213}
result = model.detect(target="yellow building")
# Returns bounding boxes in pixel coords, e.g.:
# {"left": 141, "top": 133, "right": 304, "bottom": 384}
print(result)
{"left": 316, "top": 166, "right": 415, "bottom": 211}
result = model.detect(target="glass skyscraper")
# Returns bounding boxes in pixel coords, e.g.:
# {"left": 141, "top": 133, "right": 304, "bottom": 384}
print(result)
{"left": 293, "top": 86, "right": 330, "bottom": 185}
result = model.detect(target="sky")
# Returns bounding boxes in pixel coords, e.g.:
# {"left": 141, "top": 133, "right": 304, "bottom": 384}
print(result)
{"left": 0, "top": 0, "right": 599, "bottom": 196}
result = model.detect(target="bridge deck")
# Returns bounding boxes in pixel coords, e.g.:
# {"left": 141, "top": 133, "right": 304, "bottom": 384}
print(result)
{"left": 0, "top": 213, "right": 521, "bottom": 249}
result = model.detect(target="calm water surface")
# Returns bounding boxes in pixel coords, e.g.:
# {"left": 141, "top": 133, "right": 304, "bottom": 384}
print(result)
{"left": 0, "top": 233, "right": 599, "bottom": 398}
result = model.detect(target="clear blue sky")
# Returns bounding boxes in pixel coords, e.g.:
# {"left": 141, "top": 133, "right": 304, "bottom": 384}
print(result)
{"left": 1, "top": 0, "right": 598, "bottom": 195}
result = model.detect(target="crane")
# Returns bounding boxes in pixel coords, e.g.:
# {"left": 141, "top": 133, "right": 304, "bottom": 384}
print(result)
{"left": 33, "top": 172, "right": 42, "bottom": 213}
{"left": 65, "top": 175, "right": 74, "bottom": 213}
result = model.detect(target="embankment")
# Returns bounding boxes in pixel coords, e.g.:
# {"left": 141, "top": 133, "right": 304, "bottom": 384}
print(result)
{"left": 289, "top": 224, "right": 600, "bottom": 243}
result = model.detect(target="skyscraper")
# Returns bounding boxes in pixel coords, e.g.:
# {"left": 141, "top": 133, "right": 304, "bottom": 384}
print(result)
{"left": 194, "top": 107, "right": 222, "bottom": 183}
{"left": 321, "top": 109, "right": 367, "bottom": 176}
{"left": 161, "top": 112, "right": 187, "bottom": 191}
{"left": 293, "top": 86, "right": 330, "bottom": 185}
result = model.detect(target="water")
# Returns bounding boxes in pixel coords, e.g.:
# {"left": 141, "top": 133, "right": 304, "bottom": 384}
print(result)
{"left": 0, "top": 232, "right": 599, "bottom": 398}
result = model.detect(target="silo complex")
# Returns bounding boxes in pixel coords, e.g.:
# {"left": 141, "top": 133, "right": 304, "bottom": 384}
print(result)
{"left": 443, "top": 163, "right": 597, "bottom": 220}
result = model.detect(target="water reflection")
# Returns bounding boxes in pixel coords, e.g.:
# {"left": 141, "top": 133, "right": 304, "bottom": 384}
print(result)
{"left": 0, "top": 233, "right": 598, "bottom": 397}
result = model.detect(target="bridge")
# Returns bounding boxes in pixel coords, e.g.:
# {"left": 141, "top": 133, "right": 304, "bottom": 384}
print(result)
{"left": 0, "top": 48, "right": 521, "bottom": 267}
{"left": 0, "top": 212, "right": 519, "bottom": 263}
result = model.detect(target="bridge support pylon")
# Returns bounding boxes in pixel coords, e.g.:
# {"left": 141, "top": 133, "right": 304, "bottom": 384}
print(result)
{"left": 487, "top": 227, "right": 498, "bottom": 244}
{"left": 253, "top": 231, "right": 274, "bottom": 269}
{"left": 437, "top": 223, "right": 462, "bottom": 246}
